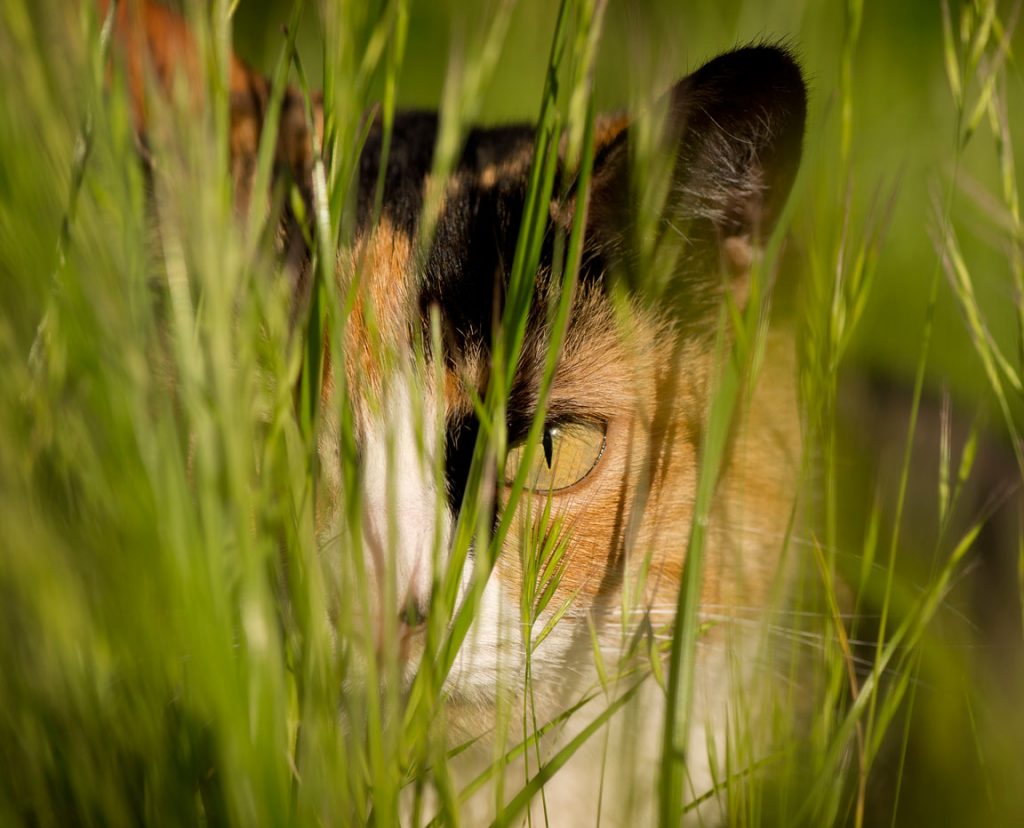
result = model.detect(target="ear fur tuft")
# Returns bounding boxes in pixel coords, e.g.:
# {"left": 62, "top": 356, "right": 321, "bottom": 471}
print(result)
{"left": 581, "top": 45, "right": 807, "bottom": 301}
{"left": 667, "top": 45, "right": 807, "bottom": 237}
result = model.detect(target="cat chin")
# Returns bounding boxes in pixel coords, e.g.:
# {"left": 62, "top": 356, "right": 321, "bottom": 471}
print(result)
{"left": 418, "top": 668, "right": 736, "bottom": 828}
{"left": 431, "top": 616, "right": 786, "bottom": 826}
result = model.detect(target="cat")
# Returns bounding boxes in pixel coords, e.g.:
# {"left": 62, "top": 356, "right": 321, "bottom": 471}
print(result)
{"left": 105, "top": 1, "right": 806, "bottom": 823}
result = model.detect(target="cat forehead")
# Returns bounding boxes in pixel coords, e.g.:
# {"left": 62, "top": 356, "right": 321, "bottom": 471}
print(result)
{"left": 356, "top": 113, "right": 536, "bottom": 237}
{"left": 342, "top": 112, "right": 699, "bottom": 421}
{"left": 342, "top": 213, "right": 622, "bottom": 387}
{"left": 349, "top": 111, "right": 636, "bottom": 350}
{"left": 346, "top": 115, "right": 539, "bottom": 366}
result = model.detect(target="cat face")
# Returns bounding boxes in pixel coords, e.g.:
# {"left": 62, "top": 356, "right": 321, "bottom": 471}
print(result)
{"left": 310, "top": 49, "right": 807, "bottom": 710}
{"left": 107, "top": 0, "right": 805, "bottom": 741}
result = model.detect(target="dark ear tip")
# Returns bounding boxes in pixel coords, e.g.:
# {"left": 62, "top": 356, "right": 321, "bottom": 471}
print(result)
{"left": 582, "top": 44, "right": 809, "bottom": 253}
{"left": 666, "top": 44, "right": 807, "bottom": 232}
{"left": 683, "top": 44, "right": 807, "bottom": 128}
{"left": 698, "top": 44, "right": 806, "bottom": 87}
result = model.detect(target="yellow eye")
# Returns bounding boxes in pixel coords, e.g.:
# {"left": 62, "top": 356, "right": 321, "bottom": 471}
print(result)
{"left": 505, "top": 421, "right": 606, "bottom": 492}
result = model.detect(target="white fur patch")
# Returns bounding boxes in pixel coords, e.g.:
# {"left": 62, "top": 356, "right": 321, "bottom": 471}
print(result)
{"left": 359, "top": 373, "right": 442, "bottom": 616}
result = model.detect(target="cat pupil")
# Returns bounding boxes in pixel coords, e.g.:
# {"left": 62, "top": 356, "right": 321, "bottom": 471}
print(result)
{"left": 542, "top": 427, "right": 554, "bottom": 469}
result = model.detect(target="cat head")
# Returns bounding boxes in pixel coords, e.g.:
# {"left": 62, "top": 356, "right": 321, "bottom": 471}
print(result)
{"left": 316, "top": 48, "right": 807, "bottom": 703}
{"left": 109, "top": 0, "right": 806, "bottom": 709}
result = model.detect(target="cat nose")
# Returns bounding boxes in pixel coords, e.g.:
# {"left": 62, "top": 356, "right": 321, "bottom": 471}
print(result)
{"left": 398, "top": 593, "right": 429, "bottom": 629}
{"left": 361, "top": 520, "right": 432, "bottom": 622}
{"left": 390, "top": 592, "right": 429, "bottom": 666}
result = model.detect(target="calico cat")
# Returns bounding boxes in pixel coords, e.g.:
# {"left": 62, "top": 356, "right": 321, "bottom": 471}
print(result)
{"left": 106, "top": 1, "right": 806, "bottom": 823}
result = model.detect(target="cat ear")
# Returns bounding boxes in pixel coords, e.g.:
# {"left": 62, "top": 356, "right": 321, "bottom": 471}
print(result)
{"left": 100, "top": 0, "right": 318, "bottom": 211}
{"left": 577, "top": 46, "right": 807, "bottom": 303}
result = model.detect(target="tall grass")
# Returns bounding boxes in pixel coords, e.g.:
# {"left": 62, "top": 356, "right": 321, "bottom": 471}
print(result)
{"left": 1, "top": 0, "right": 1023, "bottom": 825}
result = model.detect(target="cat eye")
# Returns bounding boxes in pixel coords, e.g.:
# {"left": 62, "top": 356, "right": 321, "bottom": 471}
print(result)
{"left": 505, "top": 421, "right": 606, "bottom": 492}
